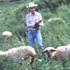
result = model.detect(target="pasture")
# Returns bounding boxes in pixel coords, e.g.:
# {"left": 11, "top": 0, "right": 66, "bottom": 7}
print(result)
{"left": 0, "top": 1, "right": 70, "bottom": 70}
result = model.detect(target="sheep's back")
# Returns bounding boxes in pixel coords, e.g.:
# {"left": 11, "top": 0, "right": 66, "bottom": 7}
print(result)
{"left": 53, "top": 46, "right": 70, "bottom": 61}
{"left": 19, "top": 46, "right": 36, "bottom": 57}
{"left": 6, "top": 46, "right": 36, "bottom": 60}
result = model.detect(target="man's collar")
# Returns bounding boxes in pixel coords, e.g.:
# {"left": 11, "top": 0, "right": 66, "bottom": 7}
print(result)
{"left": 30, "top": 11, "right": 37, "bottom": 16}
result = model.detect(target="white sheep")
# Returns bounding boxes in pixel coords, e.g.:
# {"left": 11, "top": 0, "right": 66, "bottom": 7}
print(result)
{"left": 0, "top": 46, "right": 36, "bottom": 65}
{"left": 43, "top": 44, "right": 70, "bottom": 68}
{"left": 51, "top": 44, "right": 70, "bottom": 62}
{"left": 47, "top": 17, "right": 65, "bottom": 24}
{"left": 2, "top": 31, "right": 13, "bottom": 40}
{"left": 43, "top": 47, "right": 56, "bottom": 59}
{"left": 0, "top": 51, "right": 6, "bottom": 56}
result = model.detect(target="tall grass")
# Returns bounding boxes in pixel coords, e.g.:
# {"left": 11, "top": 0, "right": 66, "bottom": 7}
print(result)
{"left": 0, "top": 2, "right": 70, "bottom": 70}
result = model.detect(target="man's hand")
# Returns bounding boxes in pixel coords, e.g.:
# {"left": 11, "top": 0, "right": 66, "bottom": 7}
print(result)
{"left": 34, "top": 22, "right": 40, "bottom": 28}
{"left": 34, "top": 20, "right": 42, "bottom": 29}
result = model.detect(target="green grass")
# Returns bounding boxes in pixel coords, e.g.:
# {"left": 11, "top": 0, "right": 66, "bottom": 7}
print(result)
{"left": 0, "top": 2, "right": 70, "bottom": 70}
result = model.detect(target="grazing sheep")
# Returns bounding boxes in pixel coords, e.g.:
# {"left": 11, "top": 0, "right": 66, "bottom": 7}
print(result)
{"left": 43, "top": 47, "right": 56, "bottom": 59}
{"left": 0, "top": 51, "right": 6, "bottom": 56}
{"left": 51, "top": 44, "right": 70, "bottom": 62}
{"left": 2, "top": 31, "right": 13, "bottom": 40}
{"left": 43, "top": 44, "right": 70, "bottom": 69}
{"left": 0, "top": 46, "right": 36, "bottom": 65}
{"left": 47, "top": 17, "right": 65, "bottom": 23}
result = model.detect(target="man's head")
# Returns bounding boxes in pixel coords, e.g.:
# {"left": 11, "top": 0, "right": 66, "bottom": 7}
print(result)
{"left": 27, "top": 2, "right": 38, "bottom": 14}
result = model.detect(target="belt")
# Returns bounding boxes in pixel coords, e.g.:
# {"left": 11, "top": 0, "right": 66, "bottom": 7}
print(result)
{"left": 27, "top": 26, "right": 40, "bottom": 31}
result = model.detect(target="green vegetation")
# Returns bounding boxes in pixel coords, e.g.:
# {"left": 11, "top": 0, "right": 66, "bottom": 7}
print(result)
{"left": 0, "top": 0, "right": 70, "bottom": 70}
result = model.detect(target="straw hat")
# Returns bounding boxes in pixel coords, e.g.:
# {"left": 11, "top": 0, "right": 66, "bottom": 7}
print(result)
{"left": 27, "top": 2, "right": 38, "bottom": 8}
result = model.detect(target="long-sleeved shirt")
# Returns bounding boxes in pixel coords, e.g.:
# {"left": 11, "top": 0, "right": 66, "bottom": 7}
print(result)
{"left": 26, "top": 11, "right": 44, "bottom": 28}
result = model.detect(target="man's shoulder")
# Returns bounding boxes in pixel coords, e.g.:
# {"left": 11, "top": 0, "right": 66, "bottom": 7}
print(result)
{"left": 26, "top": 13, "right": 31, "bottom": 17}
{"left": 35, "top": 11, "right": 41, "bottom": 16}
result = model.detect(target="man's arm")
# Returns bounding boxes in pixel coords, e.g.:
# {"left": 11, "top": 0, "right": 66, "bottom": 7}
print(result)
{"left": 34, "top": 20, "right": 42, "bottom": 28}
{"left": 34, "top": 13, "right": 44, "bottom": 28}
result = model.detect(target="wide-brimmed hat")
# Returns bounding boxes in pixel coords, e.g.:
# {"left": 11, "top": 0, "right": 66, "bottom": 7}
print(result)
{"left": 27, "top": 2, "right": 38, "bottom": 8}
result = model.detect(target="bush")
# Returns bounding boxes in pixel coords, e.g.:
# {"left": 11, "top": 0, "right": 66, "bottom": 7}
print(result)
{"left": 44, "top": 0, "right": 70, "bottom": 12}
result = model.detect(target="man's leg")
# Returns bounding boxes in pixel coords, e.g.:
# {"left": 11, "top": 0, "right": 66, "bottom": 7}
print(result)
{"left": 27, "top": 31, "right": 34, "bottom": 47}
{"left": 35, "top": 30, "right": 43, "bottom": 50}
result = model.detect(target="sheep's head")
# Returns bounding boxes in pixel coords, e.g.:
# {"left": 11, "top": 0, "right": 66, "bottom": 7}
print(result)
{"left": 43, "top": 47, "right": 56, "bottom": 59}
{"left": 2, "top": 31, "right": 13, "bottom": 40}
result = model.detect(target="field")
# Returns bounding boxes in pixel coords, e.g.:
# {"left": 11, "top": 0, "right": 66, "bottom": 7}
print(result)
{"left": 0, "top": 0, "right": 70, "bottom": 70}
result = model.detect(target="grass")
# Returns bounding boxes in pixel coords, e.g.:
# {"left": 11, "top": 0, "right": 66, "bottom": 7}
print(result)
{"left": 0, "top": 2, "right": 70, "bottom": 70}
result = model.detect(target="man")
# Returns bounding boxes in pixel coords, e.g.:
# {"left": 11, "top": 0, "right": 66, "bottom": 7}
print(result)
{"left": 26, "top": 2, "right": 44, "bottom": 50}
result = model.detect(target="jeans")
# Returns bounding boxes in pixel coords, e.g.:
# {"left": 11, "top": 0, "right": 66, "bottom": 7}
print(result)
{"left": 27, "top": 30, "right": 43, "bottom": 49}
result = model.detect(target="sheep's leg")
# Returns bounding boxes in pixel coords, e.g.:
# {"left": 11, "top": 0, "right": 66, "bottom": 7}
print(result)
{"left": 49, "top": 59, "right": 54, "bottom": 70}
{"left": 30, "top": 56, "right": 35, "bottom": 65}
{"left": 62, "top": 60, "right": 68, "bottom": 70}
{"left": 62, "top": 62, "right": 66, "bottom": 70}
{"left": 58, "top": 53, "right": 68, "bottom": 70}
{"left": 30, "top": 56, "right": 36, "bottom": 70}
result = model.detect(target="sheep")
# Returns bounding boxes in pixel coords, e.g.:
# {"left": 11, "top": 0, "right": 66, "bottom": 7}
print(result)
{"left": 51, "top": 44, "right": 70, "bottom": 62}
{"left": 43, "top": 45, "right": 70, "bottom": 60}
{"left": 43, "top": 47, "right": 56, "bottom": 59}
{"left": 47, "top": 17, "right": 65, "bottom": 23}
{"left": 43, "top": 44, "right": 70, "bottom": 69}
{"left": 0, "top": 51, "right": 7, "bottom": 56}
{"left": 2, "top": 31, "right": 13, "bottom": 40}
{"left": 0, "top": 46, "right": 36, "bottom": 65}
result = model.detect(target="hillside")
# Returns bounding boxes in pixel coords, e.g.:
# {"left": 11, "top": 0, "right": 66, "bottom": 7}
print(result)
{"left": 0, "top": 0, "right": 70, "bottom": 70}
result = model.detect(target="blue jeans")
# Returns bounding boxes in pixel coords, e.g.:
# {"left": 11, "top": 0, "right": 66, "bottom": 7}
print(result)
{"left": 27, "top": 30, "right": 43, "bottom": 49}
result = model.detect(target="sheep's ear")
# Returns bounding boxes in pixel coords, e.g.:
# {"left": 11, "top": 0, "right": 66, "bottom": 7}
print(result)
{"left": 42, "top": 50, "right": 48, "bottom": 53}
{"left": 50, "top": 49, "right": 56, "bottom": 52}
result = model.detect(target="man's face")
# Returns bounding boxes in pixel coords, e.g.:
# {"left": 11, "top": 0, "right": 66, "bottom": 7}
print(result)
{"left": 29, "top": 7, "right": 36, "bottom": 13}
